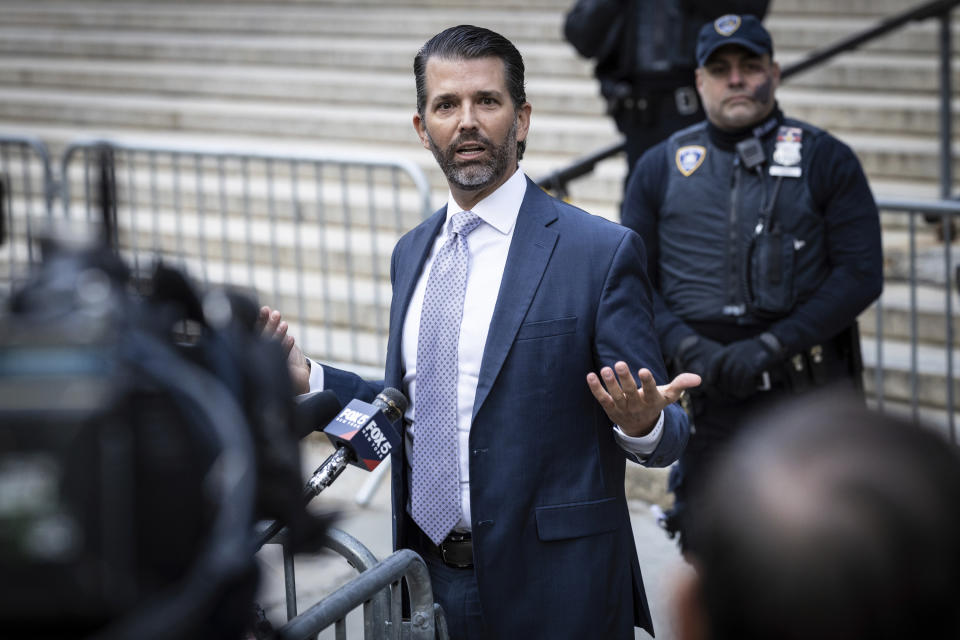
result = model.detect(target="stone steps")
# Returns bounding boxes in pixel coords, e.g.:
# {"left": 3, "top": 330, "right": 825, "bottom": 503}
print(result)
{"left": 862, "top": 336, "right": 960, "bottom": 411}
{"left": 1, "top": 86, "right": 956, "bottom": 183}
{"left": 3, "top": 58, "right": 956, "bottom": 138}
{"left": 861, "top": 282, "right": 960, "bottom": 346}
{"left": 4, "top": 2, "right": 957, "bottom": 56}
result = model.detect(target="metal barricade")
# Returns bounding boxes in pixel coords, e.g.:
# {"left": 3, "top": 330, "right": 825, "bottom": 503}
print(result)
{"left": 261, "top": 527, "right": 447, "bottom": 640}
{"left": 0, "top": 134, "right": 56, "bottom": 298}
{"left": 869, "top": 197, "right": 959, "bottom": 441}
{"left": 278, "top": 549, "right": 443, "bottom": 640}
{"left": 59, "top": 139, "right": 433, "bottom": 377}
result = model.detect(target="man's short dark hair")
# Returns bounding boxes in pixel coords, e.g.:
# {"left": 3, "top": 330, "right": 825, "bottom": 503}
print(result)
{"left": 687, "top": 392, "right": 960, "bottom": 640}
{"left": 414, "top": 24, "right": 527, "bottom": 159}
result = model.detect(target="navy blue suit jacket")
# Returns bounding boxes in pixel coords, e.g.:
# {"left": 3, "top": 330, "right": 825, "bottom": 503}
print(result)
{"left": 324, "top": 177, "right": 689, "bottom": 638}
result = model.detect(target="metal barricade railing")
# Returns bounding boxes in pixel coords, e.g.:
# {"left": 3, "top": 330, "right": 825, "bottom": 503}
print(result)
{"left": 59, "top": 139, "right": 433, "bottom": 377}
{"left": 277, "top": 547, "right": 444, "bottom": 640}
{"left": 0, "top": 134, "right": 56, "bottom": 297}
{"left": 260, "top": 527, "right": 447, "bottom": 640}
{"left": 870, "top": 197, "right": 959, "bottom": 441}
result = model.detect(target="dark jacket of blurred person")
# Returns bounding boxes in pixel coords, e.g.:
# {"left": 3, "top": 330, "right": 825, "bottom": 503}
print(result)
{"left": 564, "top": 0, "right": 770, "bottom": 173}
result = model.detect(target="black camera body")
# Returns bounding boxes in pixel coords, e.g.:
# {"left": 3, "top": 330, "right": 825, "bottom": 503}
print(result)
{"left": 0, "top": 239, "right": 322, "bottom": 639}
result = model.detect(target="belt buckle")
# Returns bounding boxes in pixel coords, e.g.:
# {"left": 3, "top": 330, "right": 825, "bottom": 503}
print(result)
{"left": 440, "top": 532, "right": 473, "bottom": 569}
{"left": 757, "top": 370, "right": 772, "bottom": 391}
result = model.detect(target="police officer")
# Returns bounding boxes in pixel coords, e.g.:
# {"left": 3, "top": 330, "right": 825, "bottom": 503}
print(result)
{"left": 564, "top": 0, "right": 770, "bottom": 174}
{"left": 621, "top": 14, "right": 883, "bottom": 552}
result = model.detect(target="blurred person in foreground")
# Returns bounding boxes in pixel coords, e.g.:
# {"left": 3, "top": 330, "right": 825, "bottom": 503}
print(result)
{"left": 672, "top": 393, "right": 960, "bottom": 640}
{"left": 621, "top": 13, "right": 883, "bottom": 552}
{"left": 262, "top": 24, "right": 699, "bottom": 639}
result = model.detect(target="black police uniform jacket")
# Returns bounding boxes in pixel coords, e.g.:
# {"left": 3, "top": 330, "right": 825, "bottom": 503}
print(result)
{"left": 622, "top": 107, "right": 882, "bottom": 361}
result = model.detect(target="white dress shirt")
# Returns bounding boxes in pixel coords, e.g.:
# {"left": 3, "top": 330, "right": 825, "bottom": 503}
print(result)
{"left": 310, "top": 167, "right": 663, "bottom": 531}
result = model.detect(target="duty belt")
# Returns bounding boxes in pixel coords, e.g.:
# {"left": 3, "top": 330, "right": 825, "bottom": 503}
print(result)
{"left": 759, "top": 343, "right": 844, "bottom": 393}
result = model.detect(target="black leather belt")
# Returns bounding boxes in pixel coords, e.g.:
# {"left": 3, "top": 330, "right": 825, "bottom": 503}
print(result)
{"left": 416, "top": 528, "right": 473, "bottom": 569}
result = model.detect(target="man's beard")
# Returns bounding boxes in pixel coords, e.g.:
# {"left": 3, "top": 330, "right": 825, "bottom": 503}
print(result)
{"left": 426, "top": 119, "right": 517, "bottom": 191}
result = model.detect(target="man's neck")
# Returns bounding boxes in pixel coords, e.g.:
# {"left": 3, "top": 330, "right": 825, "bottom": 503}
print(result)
{"left": 449, "top": 164, "right": 520, "bottom": 211}
{"left": 707, "top": 105, "right": 783, "bottom": 151}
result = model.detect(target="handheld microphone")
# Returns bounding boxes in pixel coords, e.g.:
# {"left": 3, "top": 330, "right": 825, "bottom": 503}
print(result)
{"left": 255, "top": 388, "right": 406, "bottom": 550}
{"left": 304, "top": 387, "right": 407, "bottom": 500}
{"left": 292, "top": 390, "right": 343, "bottom": 440}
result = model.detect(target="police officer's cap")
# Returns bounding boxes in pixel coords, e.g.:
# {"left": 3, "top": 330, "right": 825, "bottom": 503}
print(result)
{"left": 696, "top": 14, "right": 773, "bottom": 67}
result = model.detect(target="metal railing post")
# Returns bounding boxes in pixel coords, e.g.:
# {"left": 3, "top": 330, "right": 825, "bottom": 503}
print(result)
{"left": 939, "top": 10, "right": 953, "bottom": 200}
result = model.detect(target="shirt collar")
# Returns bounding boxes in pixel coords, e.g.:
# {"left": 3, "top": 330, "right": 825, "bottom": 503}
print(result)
{"left": 444, "top": 167, "right": 526, "bottom": 235}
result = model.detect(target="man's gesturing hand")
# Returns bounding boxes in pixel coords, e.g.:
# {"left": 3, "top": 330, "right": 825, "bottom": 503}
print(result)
{"left": 258, "top": 305, "right": 311, "bottom": 395}
{"left": 586, "top": 362, "right": 701, "bottom": 437}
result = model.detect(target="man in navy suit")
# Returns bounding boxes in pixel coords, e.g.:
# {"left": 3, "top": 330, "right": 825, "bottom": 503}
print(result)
{"left": 262, "top": 24, "right": 697, "bottom": 639}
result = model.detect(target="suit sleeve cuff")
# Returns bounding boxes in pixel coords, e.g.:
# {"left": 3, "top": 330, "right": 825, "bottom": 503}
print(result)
{"left": 613, "top": 411, "right": 665, "bottom": 457}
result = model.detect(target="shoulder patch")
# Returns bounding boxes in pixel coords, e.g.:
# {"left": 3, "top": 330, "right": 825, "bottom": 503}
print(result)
{"left": 714, "top": 15, "right": 741, "bottom": 36}
{"left": 676, "top": 145, "right": 706, "bottom": 177}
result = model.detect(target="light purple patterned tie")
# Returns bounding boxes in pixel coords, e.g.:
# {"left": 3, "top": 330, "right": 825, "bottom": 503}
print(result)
{"left": 411, "top": 210, "right": 483, "bottom": 545}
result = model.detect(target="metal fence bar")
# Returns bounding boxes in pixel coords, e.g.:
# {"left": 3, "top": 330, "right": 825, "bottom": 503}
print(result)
{"left": 943, "top": 211, "right": 956, "bottom": 441}
{"left": 291, "top": 160, "right": 307, "bottom": 348}
{"left": 126, "top": 150, "right": 142, "bottom": 276}
{"left": 57, "top": 139, "right": 432, "bottom": 376}
{"left": 875, "top": 197, "right": 959, "bottom": 440}
{"left": 315, "top": 162, "right": 334, "bottom": 360}
{"left": 940, "top": 11, "right": 953, "bottom": 199}
{"left": 0, "top": 135, "right": 55, "bottom": 296}
{"left": 194, "top": 153, "right": 209, "bottom": 286}
{"left": 276, "top": 549, "right": 439, "bottom": 640}
{"left": 284, "top": 543, "right": 299, "bottom": 621}
{"left": 340, "top": 163, "right": 360, "bottom": 363}
{"left": 909, "top": 214, "right": 919, "bottom": 422}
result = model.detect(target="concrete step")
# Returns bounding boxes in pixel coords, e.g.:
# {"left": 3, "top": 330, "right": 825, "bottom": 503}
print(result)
{"left": 778, "top": 49, "right": 958, "bottom": 94}
{"left": 2, "top": 57, "right": 954, "bottom": 136}
{"left": 4, "top": 21, "right": 953, "bottom": 94}
{"left": 22, "top": 0, "right": 574, "bottom": 12}
{"left": 0, "top": 28, "right": 595, "bottom": 80}
{"left": 885, "top": 235, "right": 960, "bottom": 287}
{"left": 772, "top": 0, "right": 955, "bottom": 18}
{"left": 767, "top": 15, "right": 960, "bottom": 54}
{"left": 861, "top": 282, "right": 960, "bottom": 346}
{"left": 0, "top": 2, "right": 569, "bottom": 42}
{"left": 6, "top": 2, "right": 955, "bottom": 57}
{"left": 862, "top": 336, "right": 960, "bottom": 411}
{"left": 0, "top": 86, "right": 624, "bottom": 155}
{"left": 0, "top": 58, "right": 607, "bottom": 117}
{"left": 3, "top": 86, "right": 958, "bottom": 183}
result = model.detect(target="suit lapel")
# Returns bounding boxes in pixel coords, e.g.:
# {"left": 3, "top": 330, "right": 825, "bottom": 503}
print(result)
{"left": 385, "top": 207, "right": 446, "bottom": 385}
{"left": 473, "top": 180, "right": 559, "bottom": 418}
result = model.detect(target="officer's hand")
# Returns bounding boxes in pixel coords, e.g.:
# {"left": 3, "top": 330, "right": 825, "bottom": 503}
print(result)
{"left": 675, "top": 335, "right": 725, "bottom": 383}
{"left": 709, "top": 335, "right": 782, "bottom": 399}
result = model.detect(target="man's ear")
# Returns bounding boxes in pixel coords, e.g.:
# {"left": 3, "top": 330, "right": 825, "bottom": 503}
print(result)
{"left": 770, "top": 60, "right": 782, "bottom": 90}
{"left": 694, "top": 67, "right": 705, "bottom": 96}
{"left": 671, "top": 563, "right": 709, "bottom": 640}
{"left": 413, "top": 112, "right": 430, "bottom": 150}
{"left": 515, "top": 102, "right": 532, "bottom": 144}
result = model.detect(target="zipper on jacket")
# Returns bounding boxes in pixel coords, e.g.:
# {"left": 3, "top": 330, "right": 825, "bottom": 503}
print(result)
{"left": 725, "top": 155, "right": 743, "bottom": 316}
